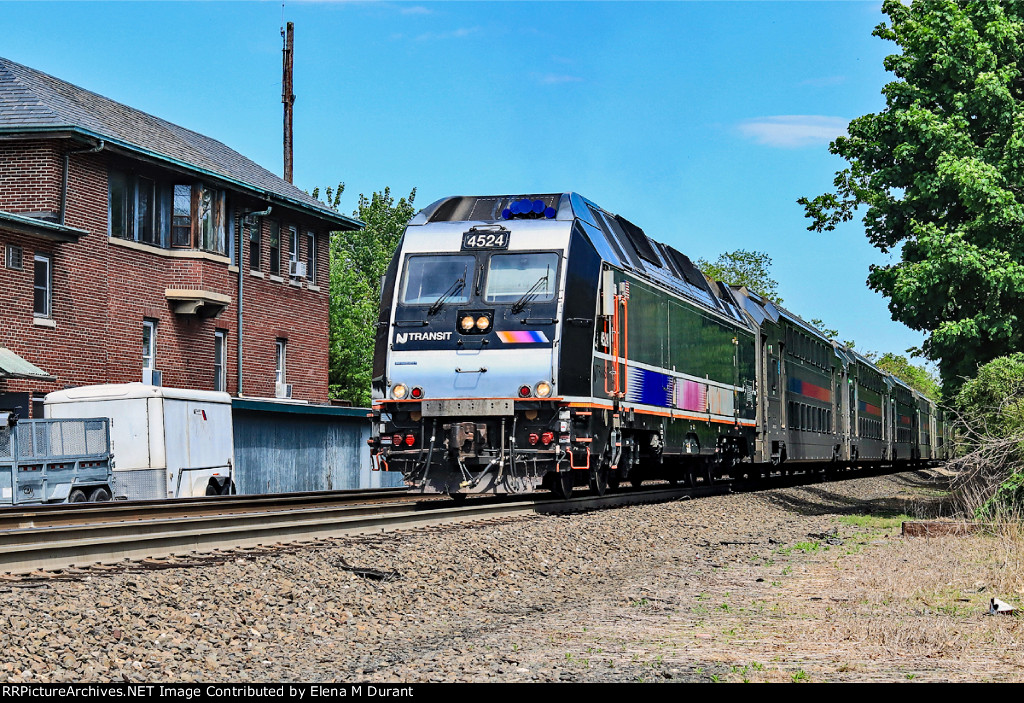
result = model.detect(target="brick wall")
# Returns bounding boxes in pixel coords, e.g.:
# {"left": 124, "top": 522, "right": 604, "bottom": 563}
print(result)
{"left": 0, "top": 141, "right": 62, "bottom": 215}
{"left": 0, "top": 139, "right": 333, "bottom": 412}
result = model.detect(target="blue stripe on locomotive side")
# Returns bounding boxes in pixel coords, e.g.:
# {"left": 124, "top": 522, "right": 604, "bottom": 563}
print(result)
{"left": 626, "top": 367, "right": 674, "bottom": 408}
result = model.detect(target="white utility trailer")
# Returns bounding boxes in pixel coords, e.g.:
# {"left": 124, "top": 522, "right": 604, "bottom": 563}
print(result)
{"left": 44, "top": 384, "right": 234, "bottom": 500}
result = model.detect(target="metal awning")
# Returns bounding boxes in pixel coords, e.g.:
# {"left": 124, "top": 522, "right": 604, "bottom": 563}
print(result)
{"left": 0, "top": 348, "right": 55, "bottom": 381}
{"left": 0, "top": 210, "right": 87, "bottom": 242}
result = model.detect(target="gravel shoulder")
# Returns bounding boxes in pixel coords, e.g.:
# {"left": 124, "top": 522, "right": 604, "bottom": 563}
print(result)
{"left": 1, "top": 470, "right": 1021, "bottom": 683}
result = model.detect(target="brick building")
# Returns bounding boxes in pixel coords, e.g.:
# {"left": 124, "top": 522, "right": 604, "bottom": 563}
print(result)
{"left": 0, "top": 57, "right": 360, "bottom": 416}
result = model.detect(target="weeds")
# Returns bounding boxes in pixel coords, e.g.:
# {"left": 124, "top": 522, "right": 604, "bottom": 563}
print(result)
{"left": 840, "top": 514, "right": 913, "bottom": 530}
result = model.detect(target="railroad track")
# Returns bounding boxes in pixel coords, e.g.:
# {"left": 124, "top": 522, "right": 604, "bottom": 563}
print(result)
{"left": 0, "top": 484, "right": 703, "bottom": 577}
{"left": 0, "top": 462, "right": 927, "bottom": 578}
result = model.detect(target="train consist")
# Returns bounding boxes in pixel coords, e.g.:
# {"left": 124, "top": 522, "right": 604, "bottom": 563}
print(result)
{"left": 368, "top": 193, "right": 950, "bottom": 497}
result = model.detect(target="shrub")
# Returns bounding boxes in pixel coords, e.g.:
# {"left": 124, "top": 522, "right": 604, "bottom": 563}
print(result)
{"left": 950, "top": 354, "right": 1024, "bottom": 518}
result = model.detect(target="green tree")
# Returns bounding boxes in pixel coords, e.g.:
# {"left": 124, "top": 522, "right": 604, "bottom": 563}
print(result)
{"left": 696, "top": 249, "right": 782, "bottom": 304}
{"left": 317, "top": 185, "right": 417, "bottom": 406}
{"left": 809, "top": 319, "right": 839, "bottom": 340}
{"left": 864, "top": 351, "right": 943, "bottom": 400}
{"left": 799, "top": 0, "right": 1024, "bottom": 393}
{"left": 956, "top": 352, "right": 1024, "bottom": 439}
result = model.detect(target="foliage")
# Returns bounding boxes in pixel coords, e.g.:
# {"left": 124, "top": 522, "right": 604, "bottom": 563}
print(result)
{"left": 696, "top": 249, "right": 782, "bottom": 303}
{"left": 810, "top": 318, "right": 856, "bottom": 349}
{"left": 955, "top": 353, "right": 1024, "bottom": 439}
{"left": 949, "top": 354, "right": 1024, "bottom": 517}
{"left": 864, "top": 351, "right": 943, "bottom": 400}
{"left": 809, "top": 319, "right": 839, "bottom": 340}
{"left": 318, "top": 184, "right": 417, "bottom": 406}
{"left": 799, "top": 1, "right": 1024, "bottom": 392}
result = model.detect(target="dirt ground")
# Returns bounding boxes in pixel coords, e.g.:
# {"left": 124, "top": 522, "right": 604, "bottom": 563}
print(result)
{"left": 472, "top": 469, "right": 1024, "bottom": 683}
{"left": 3, "top": 468, "right": 1022, "bottom": 683}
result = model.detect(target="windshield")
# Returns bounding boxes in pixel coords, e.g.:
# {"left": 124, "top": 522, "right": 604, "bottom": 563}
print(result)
{"left": 400, "top": 255, "right": 474, "bottom": 305}
{"left": 485, "top": 252, "right": 559, "bottom": 304}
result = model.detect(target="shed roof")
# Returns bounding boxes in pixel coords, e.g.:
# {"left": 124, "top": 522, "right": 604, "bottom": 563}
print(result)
{"left": 0, "top": 348, "right": 54, "bottom": 381}
{"left": 0, "top": 56, "right": 360, "bottom": 230}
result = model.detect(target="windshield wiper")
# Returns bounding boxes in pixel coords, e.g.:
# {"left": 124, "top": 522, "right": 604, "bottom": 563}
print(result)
{"left": 510, "top": 273, "right": 550, "bottom": 314}
{"left": 428, "top": 277, "right": 465, "bottom": 316}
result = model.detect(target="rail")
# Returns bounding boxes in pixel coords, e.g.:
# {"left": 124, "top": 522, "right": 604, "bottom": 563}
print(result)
{"left": 0, "top": 485, "right": 697, "bottom": 576}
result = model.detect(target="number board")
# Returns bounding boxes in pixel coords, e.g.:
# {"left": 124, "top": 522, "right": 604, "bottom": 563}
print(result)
{"left": 462, "top": 231, "right": 510, "bottom": 250}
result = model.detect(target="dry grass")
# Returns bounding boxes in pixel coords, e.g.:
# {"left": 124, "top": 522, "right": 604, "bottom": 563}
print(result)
{"left": 538, "top": 476, "right": 1024, "bottom": 682}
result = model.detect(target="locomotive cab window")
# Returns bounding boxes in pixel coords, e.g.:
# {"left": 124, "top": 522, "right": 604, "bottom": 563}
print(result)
{"left": 484, "top": 252, "right": 559, "bottom": 304}
{"left": 400, "top": 255, "right": 474, "bottom": 305}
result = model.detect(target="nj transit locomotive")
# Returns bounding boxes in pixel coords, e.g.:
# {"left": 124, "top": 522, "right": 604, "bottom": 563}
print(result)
{"left": 368, "top": 193, "right": 950, "bottom": 498}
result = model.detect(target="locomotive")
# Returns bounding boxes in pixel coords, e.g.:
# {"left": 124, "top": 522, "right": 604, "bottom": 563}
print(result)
{"left": 368, "top": 192, "right": 949, "bottom": 498}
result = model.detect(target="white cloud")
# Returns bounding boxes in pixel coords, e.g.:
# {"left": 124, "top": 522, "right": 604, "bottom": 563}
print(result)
{"left": 538, "top": 73, "right": 583, "bottom": 85}
{"left": 737, "top": 115, "right": 848, "bottom": 148}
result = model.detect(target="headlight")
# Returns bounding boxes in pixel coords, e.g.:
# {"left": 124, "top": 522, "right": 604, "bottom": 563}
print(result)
{"left": 391, "top": 383, "right": 409, "bottom": 400}
{"left": 460, "top": 315, "right": 475, "bottom": 331}
{"left": 476, "top": 315, "right": 491, "bottom": 331}
{"left": 534, "top": 381, "right": 552, "bottom": 398}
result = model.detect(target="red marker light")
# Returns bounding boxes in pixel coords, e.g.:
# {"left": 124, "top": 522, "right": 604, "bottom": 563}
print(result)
{"left": 528, "top": 433, "right": 539, "bottom": 446}
{"left": 519, "top": 385, "right": 532, "bottom": 398}
{"left": 392, "top": 434, "right": 402, "bottom": 446}
{"left": 541, "top": 432, "right": 554, "bottom": 446}
{"left": 411, "top": 387, "right": 423, "bottom": 399}
{"left": 405, "top": 434, "right": 416, "bottom": 447}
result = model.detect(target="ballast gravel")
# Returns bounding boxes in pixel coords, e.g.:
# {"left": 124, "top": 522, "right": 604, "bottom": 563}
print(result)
{"left": 0, "top": 470, "right": 998, "bottom": 683}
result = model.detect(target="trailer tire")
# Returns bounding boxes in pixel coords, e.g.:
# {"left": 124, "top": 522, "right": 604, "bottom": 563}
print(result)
{"left": 88, "top": 487, "right": 111, "bottom": 503}
{"left": 68, "top": 489, "right": 87, "bottom": 503}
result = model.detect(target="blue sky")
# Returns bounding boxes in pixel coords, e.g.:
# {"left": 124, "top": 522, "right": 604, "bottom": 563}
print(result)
{"left": 4, "top": 1, "right": 926, "bottom": 359}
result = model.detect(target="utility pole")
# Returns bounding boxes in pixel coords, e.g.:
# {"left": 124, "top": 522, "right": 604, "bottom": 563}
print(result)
{"left": 282, "top": 21, "right": 295, "bottom": 183}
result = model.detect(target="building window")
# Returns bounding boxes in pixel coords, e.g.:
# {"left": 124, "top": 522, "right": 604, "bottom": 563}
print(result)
{"left": 198, "top": 186, "right": 226, "bottom": 255}
{"left": 136, "top": 176, "right": 157, "bottom": 245}
{"left": 214, "top": 330, "right": 227, "bottom": 392}
{"left": 33, "top": 253, "right": 52, "bottom": 318}
{"left": 171, "top": 185, "right": 193, "bottom": 247}
{"left": 5, "top": 245, "right": 23, "bottom": 271}
{"left": 142, "top": 320, "right": 157, "bottom": 370}
{"left": 275, "top": 339, "right": 287, "bottom": 384}
{"left": 249, "top": 218, "right": 262, "bottom": 271}
{"left": 269, "top": 222, "right": 281, "bottom": 276}
{"left": 306, "top": 231, "right": 316, "bottom": 284}
{"left": 109, "top": 170, "right": 130, "bottom": 239}
{"left": 288, "top": 226, "right": 299, "bottom": 275}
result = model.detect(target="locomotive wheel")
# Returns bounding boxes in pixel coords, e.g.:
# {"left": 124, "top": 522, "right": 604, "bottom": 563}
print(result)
{"left": 590, "top": 465, "right": 609, "bottom": 496}
{"left": 629, "top": 473, "right": 644, "bottom": 488}
{"left": 607, "top": 469, "right": 621, "bottom": 491}
{"left": 703, "top": 463, "right": 715, "bottom": 485}
{"left": 552, "top": 470, "right": 574, "bottom": 500}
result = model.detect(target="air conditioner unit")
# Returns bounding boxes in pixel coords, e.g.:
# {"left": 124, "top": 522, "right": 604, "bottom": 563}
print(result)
{"left": 289, "top": 261, "right": 307, "bottom": 278}
{"left": 143, "top": 368, "right": 163, "bottom": 386}
{"left": 275, "top": 382, "right": 293, "bottom": 399}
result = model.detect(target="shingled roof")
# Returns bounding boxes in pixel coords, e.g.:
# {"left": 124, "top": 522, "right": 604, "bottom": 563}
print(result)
{"left": 0, "top": 56, "right": 360, "bottom": 229}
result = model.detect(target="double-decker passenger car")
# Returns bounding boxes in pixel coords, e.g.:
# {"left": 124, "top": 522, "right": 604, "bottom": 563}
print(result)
{"left": 368, "top": 193, "right": 947, "bottom": 497}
